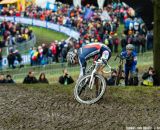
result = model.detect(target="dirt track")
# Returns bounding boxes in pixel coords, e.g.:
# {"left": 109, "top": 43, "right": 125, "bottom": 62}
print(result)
{"left": 0, "top": 85, "right": 160, "bottom": 130}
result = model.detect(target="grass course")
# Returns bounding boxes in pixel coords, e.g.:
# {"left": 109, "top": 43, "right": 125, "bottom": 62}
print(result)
{"left": 31, "top": 26, "right": 68, "bottom": 45}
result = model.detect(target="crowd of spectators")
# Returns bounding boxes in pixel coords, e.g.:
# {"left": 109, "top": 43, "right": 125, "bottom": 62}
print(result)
{"left": 0, "top": 2, "right": 153, "bottom": 52}
{"left": 0, "top": 74, "right": 15, "bottom": 83}
{"left": 0, "top": 69, "right": 74, "bottom": 85}
{"left": 0, "top": 2, "right": 153, "bottom": 69}
{"left": 29, "top": 38, "right": 74, "bottom": 66}
{"left": 0, "top": 20, "right": 34, "bottom": 48}
{"left": 22, "top": 71, "right": 50, "bottom": 84}
{"left": 0, "top": 72, "right": 45, "bottom": 84}
{"left": 25, "top": 2, "right": 153, "bottom": 66}
{"left": 106, "top": 66, "right": 159, "bottom": 87}
{"left": 22, "top": 70, "right": 73, "bottom": 85}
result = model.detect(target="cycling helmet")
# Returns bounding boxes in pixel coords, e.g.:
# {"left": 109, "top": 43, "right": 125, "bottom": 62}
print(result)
{"left": 67, "top": 50, "right": 77, "bottom": 64}
{"left": 126, "top": 44, "right": 134, "bottom": 50}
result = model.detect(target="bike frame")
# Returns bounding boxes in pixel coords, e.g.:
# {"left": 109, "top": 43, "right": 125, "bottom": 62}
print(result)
{"left": 115, "top": 55, "right": 125, "bottom": 85}
{"left": 88, "top": 62, "right": 112, "bottom": 89}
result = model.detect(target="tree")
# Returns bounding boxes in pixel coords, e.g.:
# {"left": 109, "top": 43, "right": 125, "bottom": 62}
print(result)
{"left": 154, "top": 0, "right": 160, "bottom": 80}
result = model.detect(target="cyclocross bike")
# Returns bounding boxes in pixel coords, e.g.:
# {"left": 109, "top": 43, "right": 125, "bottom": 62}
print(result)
{"left": 114, "top": 55, "right": 125, "bottom": 85}
{"left": 74, "top": 61, "right": 111, "bottom": 104}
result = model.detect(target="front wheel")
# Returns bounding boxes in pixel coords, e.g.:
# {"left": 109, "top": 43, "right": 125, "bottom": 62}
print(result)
{"left": 74, "top": 74, "right": 107, "bottom": 104}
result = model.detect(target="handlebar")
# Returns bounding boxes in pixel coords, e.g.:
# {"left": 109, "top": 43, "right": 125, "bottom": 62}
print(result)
{"left": 114, "top": 54, "right": 126, "bottom": 61}
{"left": 94, "top": 61, "right": 112, "bottom": 74}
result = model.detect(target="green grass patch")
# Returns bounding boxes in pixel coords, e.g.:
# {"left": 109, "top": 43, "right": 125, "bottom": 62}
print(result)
{"left": 30, "top": 26, "right": 68, "bottom": 46}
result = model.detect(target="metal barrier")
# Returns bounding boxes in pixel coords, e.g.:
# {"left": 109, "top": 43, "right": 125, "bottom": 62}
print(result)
{"left": 2, "top": 35, "right": 36, "bottom": 56}
{"left": 9, "top": 52, "right": 153, "bottom": 83}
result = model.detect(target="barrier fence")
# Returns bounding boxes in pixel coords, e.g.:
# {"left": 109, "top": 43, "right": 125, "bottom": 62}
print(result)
{"left": 0, "top": 52, "right": 153, "bottom": 83}
{"left": 2, "top": 34, "right": 36, "bottom": 55}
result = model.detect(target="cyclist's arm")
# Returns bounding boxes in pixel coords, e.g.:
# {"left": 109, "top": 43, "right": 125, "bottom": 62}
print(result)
{"left": 120, "top": 51, "right": 127, "bottom": 59}
{"left": 133, "top": 52, "right": 137, "bottom": 65}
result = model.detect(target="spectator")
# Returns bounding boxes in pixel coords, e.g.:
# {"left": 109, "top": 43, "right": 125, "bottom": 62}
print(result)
{"left": 107, "top": 69, "right": 117, "bottom": 86}
{"left": 38, "top": 73, "right": 49, "bottom": 84}
{"left": 7, "top": 49, "right": 16, "bottom": 69}
{"left": 0, "top": 49, "right": 2, "bottom": 70}
{"left": 113, "top": 33, "right": 120, "bottom": 53}
{"left": 14, "top": 50, "right": 24, "bottom": 68}
{"left": 118, "top": 70, "right": 125, "bottom": 86}
{"left": 121, "top": 34, "right": 127, "bottom": 51}
{"left": 6, "top": 74, "right": 15, "bottom": 83}
{"left": 142, "top": 67, "right": 159, "bottom": 86}
{"left": 23, "top": 71, "right": 38, "bottom": 84}
{"left": 59, "top": 69, "right": 74, "bottom": 85}
{"left": 0, "top": 74, "right": 6, "bottom": 83}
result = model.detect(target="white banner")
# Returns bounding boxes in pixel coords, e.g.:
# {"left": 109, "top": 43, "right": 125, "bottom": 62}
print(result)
{"left": 5, "top": 17, "right": 15, "bottom": 22}
{"left": 15, "top": 17, "right": 33, "bottom": 25}
{"left": 59, "top": 26, "right": 71, "bottom": 36}
{"left": 0, "top": 16, "right": 5, "bottom": 21}
{"left": 2, "top": 55, "right": 30, "bottom": 67}
{"left": 70, "top": 30, "right": 80, "bottom": 40}
{"left": 33, "top": 19, "right": 47, "bottom": 28}
{"left": 47, "top": 22, "right": 59, "bottom": 31}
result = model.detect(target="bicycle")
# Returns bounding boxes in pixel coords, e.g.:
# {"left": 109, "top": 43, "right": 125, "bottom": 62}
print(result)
{"left": 114, "top": 55, "right": 125, "bottom": 86}
{"left": 74, "top": 61, "right": 111, "bottom": 104}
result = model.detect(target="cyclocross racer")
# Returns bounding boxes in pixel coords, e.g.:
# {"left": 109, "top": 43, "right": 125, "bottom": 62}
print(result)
{"left": 120, "top": 44, "right": 137, "bottom": 86}
{"left": 78, "top": 43, "right": 112, "bottom": 78}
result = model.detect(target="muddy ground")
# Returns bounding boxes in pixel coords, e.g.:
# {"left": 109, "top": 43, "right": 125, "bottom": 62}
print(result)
{"left": 0, "top": 85, "right": 160, "bottom": 130}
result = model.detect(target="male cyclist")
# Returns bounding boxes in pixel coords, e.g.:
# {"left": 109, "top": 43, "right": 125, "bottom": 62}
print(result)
{"left": 120, "top": 44, "right": 137, "bottom": 86}
{"left": 78, "top": 42, "right": 112, "bottom": 78}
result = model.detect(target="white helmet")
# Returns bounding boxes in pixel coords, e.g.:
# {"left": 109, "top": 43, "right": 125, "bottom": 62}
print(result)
{"left": 67, "top": 50, "right": 77, "bottom": 64}
{"left": 126, "top": 44, "right": 134, "bottom": 50}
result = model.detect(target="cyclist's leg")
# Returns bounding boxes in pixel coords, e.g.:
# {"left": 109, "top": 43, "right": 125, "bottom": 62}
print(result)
{"left": 130, "top": 65, "right": 137, "bottom": 85}
{"left": 125, "top": 65, "right": 130, "bottom": 86}
{"left": 79, "top": 57, "right": 86, "bottom": 78}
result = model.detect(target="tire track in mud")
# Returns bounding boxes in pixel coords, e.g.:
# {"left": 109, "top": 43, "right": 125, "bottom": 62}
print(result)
{"left": 0, "top": 85, "right": 160, "bottom": 130}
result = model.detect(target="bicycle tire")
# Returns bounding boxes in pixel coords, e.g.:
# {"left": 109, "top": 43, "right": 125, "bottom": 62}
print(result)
{"left": 74, "top": 74, "right": 106, "bottom": 104}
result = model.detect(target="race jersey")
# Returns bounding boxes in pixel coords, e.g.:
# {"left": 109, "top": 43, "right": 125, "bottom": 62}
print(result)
{"left": 78, "top": 43, "right": 111, "bottom": 60}
{"left": 121, "top": 51, "right": 137, "bottom": 67}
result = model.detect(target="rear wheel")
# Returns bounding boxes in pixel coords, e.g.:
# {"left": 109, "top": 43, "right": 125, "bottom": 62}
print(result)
{"left": 74, "top": 74, "right": 106, "bottom": 104}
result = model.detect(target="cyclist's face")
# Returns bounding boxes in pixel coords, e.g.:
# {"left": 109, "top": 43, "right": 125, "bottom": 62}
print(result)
{"left": 127, "top": 49, "right": 132, "bottom": 55}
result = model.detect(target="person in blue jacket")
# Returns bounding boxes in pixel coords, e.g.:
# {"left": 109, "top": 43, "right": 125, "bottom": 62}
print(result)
{"left": 120, "top": 44, "right": 137, "bottom": 86}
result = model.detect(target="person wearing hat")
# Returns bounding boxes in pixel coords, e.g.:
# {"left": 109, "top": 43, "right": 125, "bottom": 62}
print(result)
{"left": 120, "top": 44, "right": 137, "bottom": 86}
